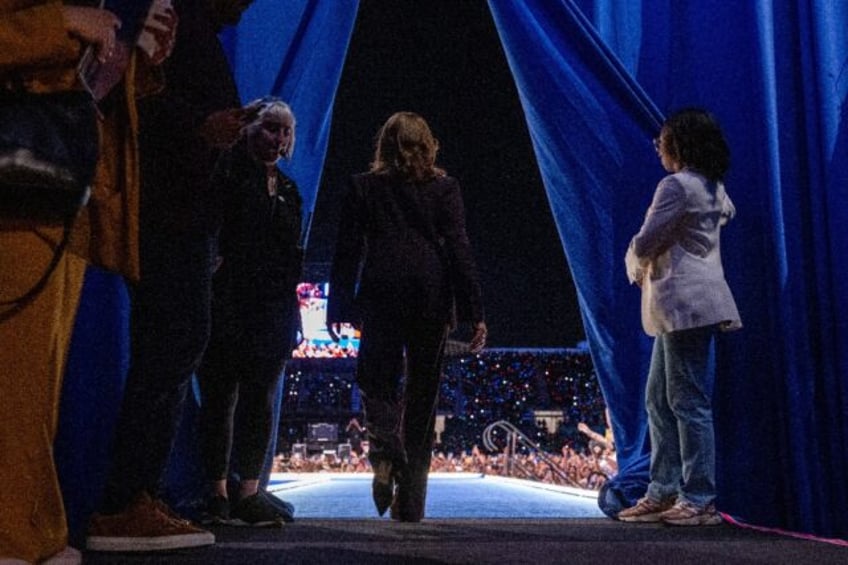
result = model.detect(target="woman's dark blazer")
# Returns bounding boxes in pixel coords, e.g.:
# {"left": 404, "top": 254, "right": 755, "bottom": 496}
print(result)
{"left": 327, "top": 172, "right": 483, "bottom": 328}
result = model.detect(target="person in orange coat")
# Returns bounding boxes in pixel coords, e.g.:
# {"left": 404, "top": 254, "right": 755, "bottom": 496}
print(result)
{"left": 0, "top": 1, "right": 173, "bottom": 562}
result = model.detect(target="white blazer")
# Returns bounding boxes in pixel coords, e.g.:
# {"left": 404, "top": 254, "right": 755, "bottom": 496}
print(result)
{"left": 625, "top": 169, "right": 742, "bottom": 337}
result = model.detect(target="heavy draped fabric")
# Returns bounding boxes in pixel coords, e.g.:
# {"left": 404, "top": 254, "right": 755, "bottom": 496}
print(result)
{"left": 220, "top": 0, "right": 359, "bottom": 217}
{"left": 488, "top": 0, "right": 847, "bottom": 539}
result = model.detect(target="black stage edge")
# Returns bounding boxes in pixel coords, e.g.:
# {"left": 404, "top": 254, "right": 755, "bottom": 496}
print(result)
{"left": 82, "top": 518, "right": 846, "bottom": 564}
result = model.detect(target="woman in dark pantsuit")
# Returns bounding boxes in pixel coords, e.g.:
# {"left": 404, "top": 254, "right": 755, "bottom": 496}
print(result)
{"left": 327, "top": 112, "right": 487, "bottom": 521}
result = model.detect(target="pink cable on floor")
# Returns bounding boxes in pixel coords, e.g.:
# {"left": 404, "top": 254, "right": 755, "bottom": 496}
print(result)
{"left": 720, "top": 513, "right": 848, "bottom": 547}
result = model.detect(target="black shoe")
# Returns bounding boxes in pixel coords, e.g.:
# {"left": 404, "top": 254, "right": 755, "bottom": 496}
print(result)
{"left": 391, "top": 468, "right": 426, "bottom": 522}
{"left": 257, "top": 489, "right": 295, "bottom": 523}
{"left": 372, "top": 460, "right": 395, "bottom": 516}
{"left": 199, "top": 495, "right": 230, "bottom": 525}
{"left": 390, "top": 504, "right": 422, "bottom": 522}
{"left": 230, "top": 493, "right": 288, "bottom": 527}
{"left": 390, "top": 487, "right": 424, "bottom": 522}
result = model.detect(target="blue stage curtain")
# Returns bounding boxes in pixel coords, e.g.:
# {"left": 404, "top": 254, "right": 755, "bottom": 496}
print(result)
{"left": 55, "top": 269, "right": 131, "bottom": 547}
{"left": 488, "top": 0, "right": 847, "bottom": 539}
{"left": 220, "top": 0, "right": 360, "bottom": 218}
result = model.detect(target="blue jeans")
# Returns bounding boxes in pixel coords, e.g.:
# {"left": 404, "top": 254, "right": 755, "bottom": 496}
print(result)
{"left": 645, "top": 325, "right": 717, "bottom": 508}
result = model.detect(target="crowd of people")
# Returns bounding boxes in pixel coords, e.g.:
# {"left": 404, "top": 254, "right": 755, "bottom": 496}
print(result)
{"left": 272, "top": 443, "right": 616, "bottom": 492}
{"left": 273, "top": 349, "right": 616, "bottom": 491}
{"left": 439, "top": 349, "right": 605, "bottom": 452}
{"left": 279, "top": 350, "right": 606, "bottom": 451}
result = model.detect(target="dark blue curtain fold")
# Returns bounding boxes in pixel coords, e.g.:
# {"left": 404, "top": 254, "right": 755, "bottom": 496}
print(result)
{"left": 487, "top": 0, "right": 662, "bottom": 511}
{"left": 220, "top": 0, "right": 360, "bottom": 218}
{"left": 489, "top": 0, "right": 847, "bottom": 539}
{"left": 56, "top": 269, "right": 131, "bottom": 547}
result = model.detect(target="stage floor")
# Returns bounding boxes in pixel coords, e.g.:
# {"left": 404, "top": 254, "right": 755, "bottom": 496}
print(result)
{"left": 267, "top": 472, "right": 605, "bottom": 519}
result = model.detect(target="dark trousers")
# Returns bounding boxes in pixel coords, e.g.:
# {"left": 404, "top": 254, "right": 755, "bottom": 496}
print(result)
{"left": 197, "top": 285, "right": 295, "bottom": 483}
{"left": 356, "top": 315, "right": 448, "bottom": 520}
{"left": 99, "top": 227, "right": 217, "bottom": 514}
{"left": 197, "top": 346, "right": 287, "bottom": 483}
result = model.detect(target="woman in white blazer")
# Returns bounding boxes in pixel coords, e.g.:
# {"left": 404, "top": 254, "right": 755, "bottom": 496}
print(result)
{"left": 618, "top": 108, "right": 741, "bottom": 526}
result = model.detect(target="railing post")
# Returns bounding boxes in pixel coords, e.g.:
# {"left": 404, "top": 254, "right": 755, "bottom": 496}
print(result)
{"left": 483, "top": 419, "right": 581, "bottom": 488}
{"left": 503, "top": 437, "right": 510, "bottom": 476}
{"left": 509, "top": 432, "right": 517, "bottom": 477}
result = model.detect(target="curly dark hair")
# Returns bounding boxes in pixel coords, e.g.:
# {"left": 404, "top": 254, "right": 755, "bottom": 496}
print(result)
{"left": 370, "top": 112, "right": 445, "bottom": 182}
{"left": 660, "top": 108, "right": 730, "bottom": 181}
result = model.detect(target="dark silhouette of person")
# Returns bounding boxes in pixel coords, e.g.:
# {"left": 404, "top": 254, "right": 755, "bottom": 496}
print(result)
{"left": 346, "top": 417, "right": 365, "bottom": 456}
{"left": 87, "top": 0, "right": 256, "bottom": 553}
{"left": 327, "top": 111, "right": 487, "bottom": 522}
{"left": 197, "top": 97, "right": 301, "bottom": 527}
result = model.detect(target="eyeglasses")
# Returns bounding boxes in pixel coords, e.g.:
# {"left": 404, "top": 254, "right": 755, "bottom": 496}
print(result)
{"left": 652, "top": 137, "right": 661, "bottom": 153}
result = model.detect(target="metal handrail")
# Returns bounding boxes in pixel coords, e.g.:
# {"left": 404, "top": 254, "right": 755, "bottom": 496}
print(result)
{"left": 482, "top": 420, "right": 581, "bottom": 488}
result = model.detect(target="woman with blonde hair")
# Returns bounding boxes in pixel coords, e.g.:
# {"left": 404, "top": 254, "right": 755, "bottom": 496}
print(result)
{"left": 327, "top": 111, "right": 487, "bottom": 521}
{"left": 196, "top": 97, "right": 301, "bottom": 527}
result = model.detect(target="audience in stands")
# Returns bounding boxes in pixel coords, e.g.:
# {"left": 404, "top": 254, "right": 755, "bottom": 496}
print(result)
{"left": 270, "top": 441, "right": 615, "bottom": 491}
{"left": 272, "top": 350, "right": 614, "bottom": 491}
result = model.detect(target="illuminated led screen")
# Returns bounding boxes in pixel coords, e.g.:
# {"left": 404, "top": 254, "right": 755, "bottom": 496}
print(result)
{"left": 292, "top": 282, "right": 360, "bottom": 359}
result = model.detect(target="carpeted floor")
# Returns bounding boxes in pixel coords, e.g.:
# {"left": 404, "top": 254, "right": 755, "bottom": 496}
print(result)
{"left": 81, "top": 474, "right": 847, "bottom": 564}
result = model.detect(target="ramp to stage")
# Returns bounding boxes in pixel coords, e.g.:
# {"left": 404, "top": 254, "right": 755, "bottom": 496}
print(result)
{"left": 268, "top": 472, "right": 605, "bottom": 519}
